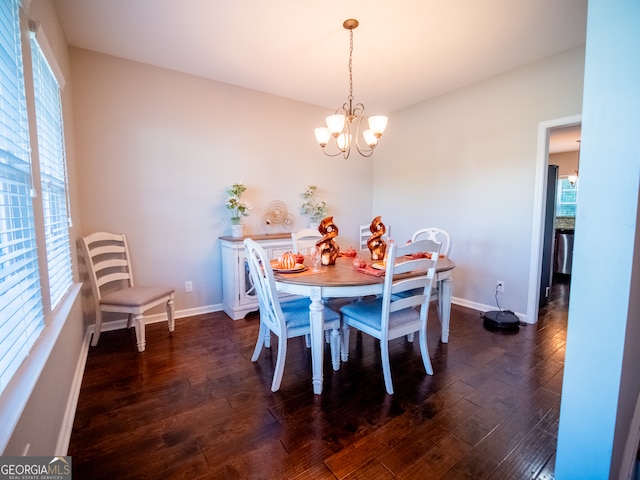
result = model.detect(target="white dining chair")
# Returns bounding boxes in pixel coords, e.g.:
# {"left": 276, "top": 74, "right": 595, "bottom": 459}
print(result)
{"left": 244, "top": 238, "right": 341, "bottom": 392}
{"left": 81, "top": 231, "right": 175, "bottom": 352}
{"left": 340, "top": 238, "right": 441, "bottom": 395}
{"left": 359, "top": 224, "right": 370, "bottom": 251}
{"left": 291, "top": 228, "right": 322, "bottom": 254}
{"left": 410, "top": 228, "right": 451, "bottom": 326}
{"left": 411, "top": 227, "right": 451, "bottom": 256}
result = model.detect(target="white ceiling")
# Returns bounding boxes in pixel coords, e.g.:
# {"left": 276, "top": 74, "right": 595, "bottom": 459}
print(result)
{"left": 549, "top": 124, "right": 582, "bottom": 154}
{"left": 52, "top": 0, "right": 586, "bottom": 150}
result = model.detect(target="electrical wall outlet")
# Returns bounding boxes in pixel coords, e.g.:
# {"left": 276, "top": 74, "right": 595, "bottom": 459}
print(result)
{"left": 496, "top": 280, "right": 505, "bottom": 293}
{"left": 184, "top": 281, "right": 193, "bottom": 293}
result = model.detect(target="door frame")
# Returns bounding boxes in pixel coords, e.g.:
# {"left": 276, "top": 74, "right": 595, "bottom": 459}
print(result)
{"left": 526, "top": 114, "right": 581, "bottom": 323}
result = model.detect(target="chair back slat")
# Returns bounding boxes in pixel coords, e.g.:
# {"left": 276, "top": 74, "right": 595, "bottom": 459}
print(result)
{"left": 87, "top": 244, "right": 126, "bottom": 258}
{"left": 359, "top": 224, "right": 370, "bottom": 251}
{"left": 96, "top": 272, "right": 131, "bottom": 289}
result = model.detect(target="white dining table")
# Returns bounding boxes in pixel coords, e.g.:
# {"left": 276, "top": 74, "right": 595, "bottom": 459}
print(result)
{"left": 274, "top": 254, "right": 455, "bottom": 394}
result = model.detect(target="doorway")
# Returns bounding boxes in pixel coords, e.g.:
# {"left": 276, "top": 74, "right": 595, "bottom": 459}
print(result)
{"left": 541, "top": 124, "right": 581, "bottom": 308}
{"left": 526, "top": 115, "right": 581, "bottom": 322}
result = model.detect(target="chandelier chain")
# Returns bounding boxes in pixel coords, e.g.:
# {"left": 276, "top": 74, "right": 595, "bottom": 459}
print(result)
{"left": 348, "top": 29, "right": 354, "bottom": 104}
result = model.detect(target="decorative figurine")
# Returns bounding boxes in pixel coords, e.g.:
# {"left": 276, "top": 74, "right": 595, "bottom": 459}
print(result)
{"left": 367, "top": 215, "right": 387, "bottom": 260}
{"left": 316, "top": 216, "right": 340, "bottom": 266}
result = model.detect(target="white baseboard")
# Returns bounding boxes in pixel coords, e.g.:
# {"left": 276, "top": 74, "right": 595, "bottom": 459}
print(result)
{"left": 56, "top": 329, "right": 91, "bottom": 455}
{"left": 96, "top": 303, "right": 225, "bottom": 334}
{"left": 451, "top": 296, "right": 528, "bottom": 323}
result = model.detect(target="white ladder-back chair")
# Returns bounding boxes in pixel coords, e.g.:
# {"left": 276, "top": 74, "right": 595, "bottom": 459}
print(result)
{"left": 340, "top": 238, "right": 441, "bottom": 395}
{"left": 244, "top": 238, "right": 341, "bottom": 392}
{"left": 81, "top": 232, "right": 175, "bottom": 352}
{"left": 411, "top": 227, "right": 451, "bottom": 256}
{"left": 360, "top": 222, "right": 392, "bottom": 251}
{"left": 291, "top": 228, "right": 322, "bottom": 254}
{"left": 359, "top": 224, "right": 370, "bottom": 251}
{"left": 411, "top": 227, "right": 451, "bottom": 321}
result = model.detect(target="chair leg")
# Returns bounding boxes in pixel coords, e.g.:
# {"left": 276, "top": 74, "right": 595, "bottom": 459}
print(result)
{"left": 251, "top": 321, "right": 267, "bottom": 362}
{"left": 304, "top": 333, "right": 311, "bottom": 348}
{"left": 380, "top": 340, "right": 394, "bottom": 395}
{"left": 91, "top": 309, "right": 103, "bottom": 346}
{"left": 329, "top": 326, "right": 340, "bottom": 371}
{"left": 340, "top": 324, "right": 350, "bottom": 362}
{"left": 126, "top": 313, "right": 134, "bottom": 329}
{"left": 166, "top": 298, "right": 175, "bottom": 332}
{"left": 406, "top": 333, "right": 415, "bottom": 342}
{"left": 134, "top": 314, "right": 146, "bottom": 352}
{"left": 271, "top": 335, "right": 287, "bottom": 392}
{"left": 419, "top": 327, "right": 434, "bottom": 375}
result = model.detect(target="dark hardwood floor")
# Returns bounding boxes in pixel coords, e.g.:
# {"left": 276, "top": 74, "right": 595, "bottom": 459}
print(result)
{"left": 68, "top": 278, "right": 569, "bottom": 479}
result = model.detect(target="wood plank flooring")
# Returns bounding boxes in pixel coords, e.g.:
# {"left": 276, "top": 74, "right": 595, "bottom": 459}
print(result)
{"left": 68, "top": 277, "right": 569, "bottom": 479}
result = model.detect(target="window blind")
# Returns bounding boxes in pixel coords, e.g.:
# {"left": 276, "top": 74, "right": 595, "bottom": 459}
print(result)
{"left": 30, "top": 35, "right": 72, "bottom": 308}
{"left": 0, "top": 0, "right": 45, "bottom": 394}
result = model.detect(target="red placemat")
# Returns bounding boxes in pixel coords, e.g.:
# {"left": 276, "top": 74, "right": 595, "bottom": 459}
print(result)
{"left": 355, "top": 265, "right": 386, "bottom": 277}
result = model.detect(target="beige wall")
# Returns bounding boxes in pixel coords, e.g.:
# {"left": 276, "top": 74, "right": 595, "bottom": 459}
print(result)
{"left": 70, "top": 48, "right": 375, "bottom": 315}
{"left": 551, "top": 150, "right": 580, "bottom": 177}
{"left": 70, "top": 45, "right": 585, "bottom": 321}
{"left": 373, "top": 47, "right": 585, "bottom": 317}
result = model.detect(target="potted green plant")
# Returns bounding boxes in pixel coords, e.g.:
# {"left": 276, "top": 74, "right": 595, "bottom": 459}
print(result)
{"left": 300, "top": 185, "right": 328, "bottom": 228}
{"left": 226, "top": 182, "right": 250, "bottom": 237}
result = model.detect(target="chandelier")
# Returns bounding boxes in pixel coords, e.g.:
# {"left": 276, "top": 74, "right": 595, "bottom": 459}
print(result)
{"left": 568, "top": 140, "right": 581, "bottom": 187}
{"left": 314, "top": 19, "right": 388, "bottom": 159}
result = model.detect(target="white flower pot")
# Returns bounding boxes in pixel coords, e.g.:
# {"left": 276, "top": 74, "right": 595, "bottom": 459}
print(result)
{"left": 309, "top": 221, "right": 320, "bottom": 230}
{"left": 231, "top": 224, "right": 245, "bottom": 238}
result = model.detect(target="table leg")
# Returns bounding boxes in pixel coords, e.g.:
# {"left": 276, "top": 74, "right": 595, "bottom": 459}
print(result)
{"left": 439, "top": 277, "right": 453, "bottom": 343}
{"left": 309, "top": 286, "right": 324, "bottom": 394}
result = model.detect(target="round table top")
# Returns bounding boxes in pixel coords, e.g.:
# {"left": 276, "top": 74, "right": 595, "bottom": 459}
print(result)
{"left": 274, "top": 255, "right": 455, "bottom": 288}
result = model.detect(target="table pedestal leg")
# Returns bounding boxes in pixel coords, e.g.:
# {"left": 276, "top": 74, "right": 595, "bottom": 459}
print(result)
{"left": 439, "top": 277, "right": 453, "bottom": 343}
{"left": 309, "top": 287, "right": 324, "bottom": 394}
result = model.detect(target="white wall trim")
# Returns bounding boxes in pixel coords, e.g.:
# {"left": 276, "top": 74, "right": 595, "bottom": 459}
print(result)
{"left": 87, "top": 303, "right": 224, "bottom": 336}
{"left": 29, "top": 22, "right": 65, "bottom": 89}
{"left": 526, "top": 114, "right": 582, "bottom": 324}
{"left": 452, "top": 297, "right": 527, "bottom": 323}
{"left": 56, "top": 327, "right": 91, "bottom": 455}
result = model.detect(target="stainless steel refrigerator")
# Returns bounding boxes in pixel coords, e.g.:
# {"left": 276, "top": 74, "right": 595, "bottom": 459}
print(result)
{"left": 539, "top": 165, "right": 558, "bottom": 307}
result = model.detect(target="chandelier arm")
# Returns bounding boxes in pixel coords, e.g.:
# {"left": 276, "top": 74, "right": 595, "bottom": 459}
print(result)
{"left": 351, "top": 103, "right": 376, "bottom": 156}
{"left": 319, "top": 145, "right": 352, "bottom": 158}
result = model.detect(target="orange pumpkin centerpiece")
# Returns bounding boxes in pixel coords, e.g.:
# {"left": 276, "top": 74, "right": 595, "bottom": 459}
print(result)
{"left": 280, "top": 252, "right": 297, "bottom": 269}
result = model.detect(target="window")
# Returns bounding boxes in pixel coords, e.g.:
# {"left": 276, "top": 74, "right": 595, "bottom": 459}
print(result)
{"left": 30, "top": 34, "right": 73, "bottom": 308}
{"left": 556, "top": 176, "right": 578, "bottom": 218}
{"left": 0, "top": 0, "right": 45, "bottom": 394}
{"left": 0, "top": 0, "right": 73, "bottom": 395}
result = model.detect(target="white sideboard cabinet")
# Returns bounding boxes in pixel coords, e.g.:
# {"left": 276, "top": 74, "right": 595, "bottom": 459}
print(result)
{"left": 220, "top": 234, "right": 295, "bottom": 320}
